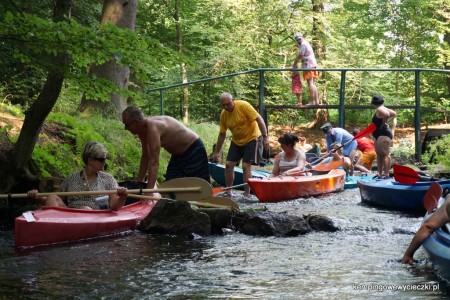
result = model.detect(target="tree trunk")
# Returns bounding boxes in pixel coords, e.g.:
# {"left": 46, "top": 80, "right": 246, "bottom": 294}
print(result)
{"left": 78, "top": 0, "right": 137, "bottom": 116}
{"left": 310, "top": 0, "right": 328, "bottom": 128}
{"left": 0, "top": 0, "right": 72, "bottom": 192}
{"left": 174, "top": 0, "right": 189, "bottom": 123}
{"left": 444, "top": 14, "right": 450, "bottom": 96}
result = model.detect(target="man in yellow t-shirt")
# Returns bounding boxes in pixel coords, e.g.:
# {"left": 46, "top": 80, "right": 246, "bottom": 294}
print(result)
{"left": 212, "top": 92, "right": 269, "bottom": 199}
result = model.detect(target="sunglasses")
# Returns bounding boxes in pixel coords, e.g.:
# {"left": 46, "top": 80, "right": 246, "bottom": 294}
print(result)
{"left": 94, "top": 157, "right": 107, "bottom": 163}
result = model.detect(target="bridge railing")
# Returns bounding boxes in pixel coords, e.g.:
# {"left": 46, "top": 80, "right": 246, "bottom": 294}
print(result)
{"left": 146, "top": 68, "right": 450, "bottom": 161}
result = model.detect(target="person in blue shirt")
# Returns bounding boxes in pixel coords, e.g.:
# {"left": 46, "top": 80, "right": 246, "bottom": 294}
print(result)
{"left": 320, "top": 123, "right": 357, "bottom": 175}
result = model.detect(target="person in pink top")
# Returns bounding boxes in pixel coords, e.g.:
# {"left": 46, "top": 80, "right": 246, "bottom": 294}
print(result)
{"left": 292, "top": 33, "right": 319, "bottom": 106}
{"left": 352, "top": 128, "right": 377, "bottom": 174}
{"left": 291, "top": 70, "right": 303, "bottom": 106}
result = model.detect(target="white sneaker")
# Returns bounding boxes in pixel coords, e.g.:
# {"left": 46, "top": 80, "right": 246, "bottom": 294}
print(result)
{"left": 241, "top": 194, "right": 259, "bottom": 203}
{"left": 217, "top": 190, "right": 233, "bottom": 198}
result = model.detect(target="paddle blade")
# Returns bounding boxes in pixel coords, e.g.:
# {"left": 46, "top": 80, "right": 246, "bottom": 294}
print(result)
{"left": 195, "top": 196, "right": 239, "bottom": 210}
{"left": 213, "top": 187, "right": 223, "bottom": 195}
{"left": 159, "top": 177, "right": 212, "bottom": 201}
{"left": 310, "top": 160, "right": 343, "bottom": 172}
{"left": 354, "top": 123, "right": 376, "bottom": 139}
{"left": 212, "top": 183, "right": 248, "bottom": 195}
{"left": 393, "top": 164, "right": 419, "bottom": 184}
{"left": 423, "top": 182, "right": 443, "bottom": 213}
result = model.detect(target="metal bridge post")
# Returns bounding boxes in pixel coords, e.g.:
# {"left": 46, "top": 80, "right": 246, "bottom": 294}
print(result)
{"left": 338, "top": 70, "right": 346, "bottom": 127}
{"left": 159, "top": 90, "right": 164, "bottom": 115}
{"left": 414, "top": 70, "right": 421, "bottom": 161}
{"left": 259, "top": 70, "right": 267, "bottom": 125}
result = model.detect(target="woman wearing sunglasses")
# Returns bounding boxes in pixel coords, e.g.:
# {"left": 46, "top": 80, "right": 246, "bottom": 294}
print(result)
{"left": 27, "top": 141, "right": 127, "bottom": 210}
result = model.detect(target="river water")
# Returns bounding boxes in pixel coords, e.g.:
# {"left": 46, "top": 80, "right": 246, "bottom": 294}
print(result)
{"left": 0, "top": 188, "right": 449, "bottom": 299}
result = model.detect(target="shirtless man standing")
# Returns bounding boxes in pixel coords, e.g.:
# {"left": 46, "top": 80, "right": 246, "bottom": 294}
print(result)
{"left": 122, "top": 106, "right": 210, "bottom": 195}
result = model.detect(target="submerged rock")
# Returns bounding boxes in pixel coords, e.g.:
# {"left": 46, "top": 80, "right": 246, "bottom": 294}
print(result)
{"left": 304, "top": 214, "right": 339, "bottom": 232}
{"left": 138, "top": 199, "right": 211, "bottom": 235}
{"left": 138, "top": 199, "right": 339, "bottom": 237}
{"left": 232, "top": 211, "right": 310, "bottom": 236}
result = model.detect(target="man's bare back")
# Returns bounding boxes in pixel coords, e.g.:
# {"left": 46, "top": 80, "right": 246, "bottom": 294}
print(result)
{"left": 122, "top": 106, "right": 210, "bottom": 190}
{"left": 139, "top": 116, "right": 199, "bottom": 155}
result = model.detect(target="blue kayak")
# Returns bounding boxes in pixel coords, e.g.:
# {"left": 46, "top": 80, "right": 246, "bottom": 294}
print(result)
{"left": 344, "top": 174, "right": 374, "bottom": 189}
{"left": 422, "top": 200, "right": 450, "bottom": 283}
{"left": 357, "top": 178, "right": 450, "bottom": 214}
{"left": 209, "top": 162, "right": 271, "bottom": 189}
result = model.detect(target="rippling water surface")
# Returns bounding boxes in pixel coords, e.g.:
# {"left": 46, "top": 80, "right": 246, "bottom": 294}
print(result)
{"left": 0, "top": 189, "right": 449, "bottom": 299}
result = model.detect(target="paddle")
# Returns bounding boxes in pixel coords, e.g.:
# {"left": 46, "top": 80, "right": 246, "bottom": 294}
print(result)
{"left": 309, "top": 123, "right": 376, "bottom": 166}
{"left": 423, "top": 182, "right": 443, "bottom": 213}
{"left": 308, "top": 160, "right": 343, "bottom": 172}
{"left": 0, "top": 177, "right": 212, "bottom": 202}
{"left": 194, "top": 196, "right": 240, "bottom": 210}
{"left": 157, "top": 177, "right": 212, "bottom": 201}
{"left": 282, "top": 160, "right": 343, "bottom": 176}
{"left": 393, "top": 164, "right": 432, "bottom": 184}
{"left": 127, "top": 194, "right": 239, "bottom": 210}
{"left": 212, "top": 183, "right": 248, "bottom": 195}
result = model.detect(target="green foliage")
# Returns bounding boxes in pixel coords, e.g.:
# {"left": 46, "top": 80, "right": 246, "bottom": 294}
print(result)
{"left": 1, "top": 0, "right": 449, "bottom": 180}
{"left": 32, "top": 113, "right": 143, "bottom": 181}
{"left": 391, "top": 138, "right": 416, "bottom": 162}
{"left": 422, "top": 134, "right": 450, "bottom": 169}
{"left": 33, "top": 141, "right": 74, "bottom": 177}
{"left": 0, "top": 101, "right": 23, "bottom": 118}
{"left": 30, "top": 112, "right": 225, "bottom": 183}
{"left": 0, "top": 5, "right": 176, "bottom": 110}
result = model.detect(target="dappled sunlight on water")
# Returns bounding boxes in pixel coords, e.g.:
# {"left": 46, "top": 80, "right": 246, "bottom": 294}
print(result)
{"left": 0, "top": 188, "right": 449, "bottom": 299}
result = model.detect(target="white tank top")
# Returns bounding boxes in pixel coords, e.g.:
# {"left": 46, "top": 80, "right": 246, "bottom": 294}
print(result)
{"left": 278, "top": 151, "right": 300, "bottom": 174}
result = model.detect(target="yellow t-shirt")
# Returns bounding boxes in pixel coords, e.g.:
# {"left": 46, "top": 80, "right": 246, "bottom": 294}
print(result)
{"left": 219, "top": 100, "right": 261, "bottom": 146}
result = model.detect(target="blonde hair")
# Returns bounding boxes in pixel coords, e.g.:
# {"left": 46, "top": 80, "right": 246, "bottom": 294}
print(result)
{"left": 82, "top": 142, "right": 108, "bottom": 164}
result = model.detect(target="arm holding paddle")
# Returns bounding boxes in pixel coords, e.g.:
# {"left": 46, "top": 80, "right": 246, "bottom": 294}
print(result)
{"left": 282, "top": 159, "right": 343, "bottom": 176}
{"left": 309, "top": 123, "right": 376, "bottom": 168}
{"left": 27, "top": 186, "right": 129, "bottom": 211}
{"left": 402, "top": 202, "right": 449, "bottom": 264}
{"left": 401, "top": 182, "right": 446, "bottom": 264}
{"left": 24, "top": 142, "right": 132, "bottom": 211}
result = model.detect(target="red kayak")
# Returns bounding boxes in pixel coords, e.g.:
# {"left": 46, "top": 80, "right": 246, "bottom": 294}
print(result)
{"left": 247, "top": 169, "right": 346, "bottom": 202}
{"left": 15, "top": 202, "right": 155, "bottom": 248}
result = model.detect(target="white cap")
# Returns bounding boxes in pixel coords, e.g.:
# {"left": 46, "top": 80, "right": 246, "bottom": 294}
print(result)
{"left": 294, "top": 33, "right": 303, "bottom": 41}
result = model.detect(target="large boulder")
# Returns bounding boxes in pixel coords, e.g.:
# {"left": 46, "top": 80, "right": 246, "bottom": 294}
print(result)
{"left": 197, "top": 208, "right": 233, "bottom": 234}
{"left": 304, "top": 214, "right": 339, "bottom": 232}
{"left": 138, "top": 199, "right": 211, "bottom": 235}
{"left": 137, "top": 200, "right": 339, "bottom": 237}
{"left": 232, "top": 211, "right": 311, "bottom": 236}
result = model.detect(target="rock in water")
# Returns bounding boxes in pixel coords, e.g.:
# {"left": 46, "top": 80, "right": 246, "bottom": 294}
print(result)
{"left": 138, "top": 199, "right": 211, "bottom": 235}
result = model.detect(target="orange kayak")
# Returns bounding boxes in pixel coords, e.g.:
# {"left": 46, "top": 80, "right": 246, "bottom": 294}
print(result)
{"left": 15, "top": 202, "right": 155, "bottom": 248}
{"left": 247, "top": 169, "right": 346, "bottom": 202}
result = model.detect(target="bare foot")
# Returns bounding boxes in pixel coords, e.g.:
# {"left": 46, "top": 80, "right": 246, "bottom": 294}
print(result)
{"left": 296, "top": 103, "right": 303, "bottom": 107}
{"left": 305, "top": 102, "right": 319, "bottom": 106}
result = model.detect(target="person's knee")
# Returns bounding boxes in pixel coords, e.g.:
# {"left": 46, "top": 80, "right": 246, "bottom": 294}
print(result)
{"left": 242, "top": 162, "right": 252, "bottom": 170}
{"left": 225, "top": 162, "right": 236, "bottom": 170}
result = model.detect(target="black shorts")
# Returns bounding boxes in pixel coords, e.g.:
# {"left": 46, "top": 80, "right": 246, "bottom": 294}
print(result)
{"left": 165, "top": 138, "right": 211, "bottom": 183}
{"left": 227, "top": 139, "right": 259, "bottom": 164}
